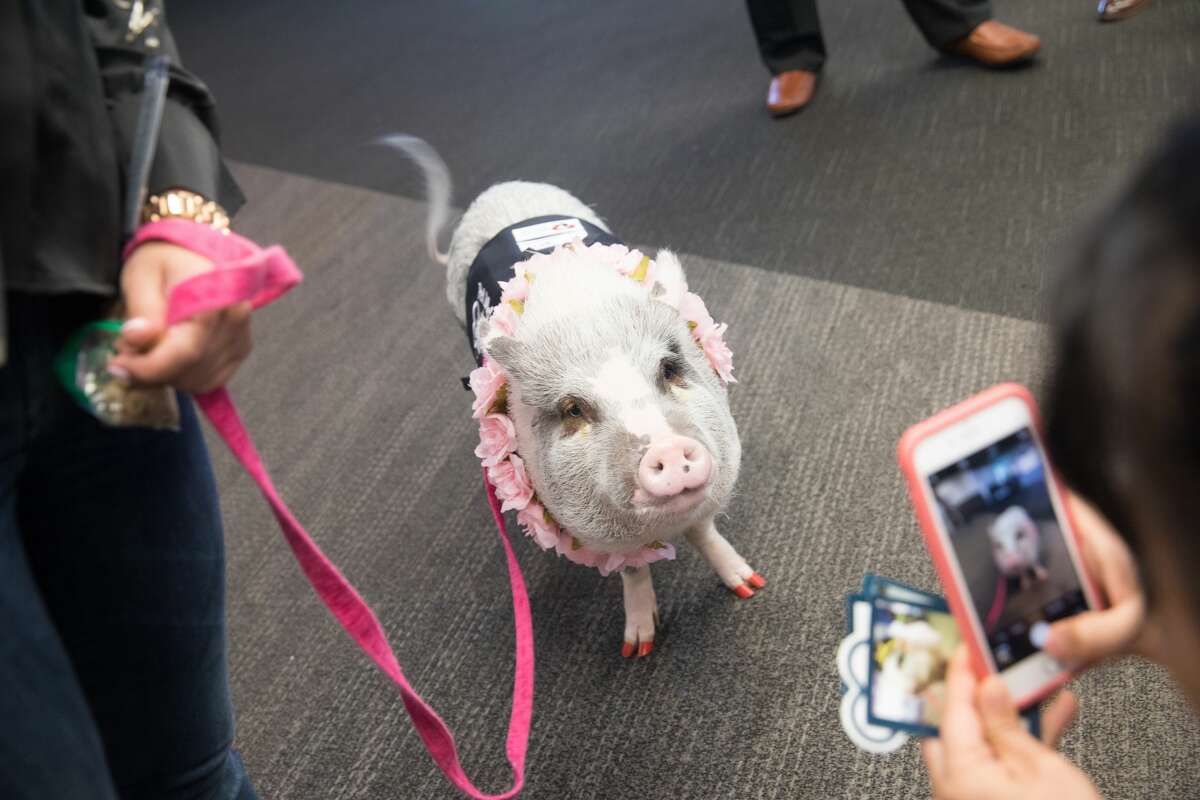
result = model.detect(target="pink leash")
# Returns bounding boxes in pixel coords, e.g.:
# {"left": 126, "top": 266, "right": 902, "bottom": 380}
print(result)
{"left": 984, "top": 573, "right": 1007, "bottom": 633}
{"left": 127, "top": 220, "right": 534, "bottom": 799}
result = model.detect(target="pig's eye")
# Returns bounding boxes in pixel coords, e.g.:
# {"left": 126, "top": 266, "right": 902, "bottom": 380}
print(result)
{"left": 557, "top": 396, "right": 591, "bottom": 426}
{"left": 660, "top": 358, "right": 684, "bottom": 385}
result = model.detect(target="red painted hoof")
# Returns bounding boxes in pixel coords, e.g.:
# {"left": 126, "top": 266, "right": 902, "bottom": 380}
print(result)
{"left": 638, "top": 641, "right": 654, "bottom": 658}
{"left": 732, "top": 584, "right": 755, "bottom": 599}
{"left": 621, "top": 641, "right": 635, "bottom": 658}
{"left": 748, "top": 572, "right": 767, "bottom": 589}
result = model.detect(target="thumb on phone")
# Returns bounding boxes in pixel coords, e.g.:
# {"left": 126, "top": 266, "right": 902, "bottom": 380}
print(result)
{"left": 1044, "top": 597, "right": 1143, "bottom": 666}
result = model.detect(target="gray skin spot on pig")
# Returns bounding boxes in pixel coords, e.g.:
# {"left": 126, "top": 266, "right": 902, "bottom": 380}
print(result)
{"left": 486, "top": 293, "right": 741, "bottom": 547}
{"left": 615, "top": 430, "right": 652, "bottom": 458}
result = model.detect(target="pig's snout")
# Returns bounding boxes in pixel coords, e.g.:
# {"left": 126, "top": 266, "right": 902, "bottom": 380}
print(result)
{"left": 637, "top": 435, "right": 712, "bottom": 499}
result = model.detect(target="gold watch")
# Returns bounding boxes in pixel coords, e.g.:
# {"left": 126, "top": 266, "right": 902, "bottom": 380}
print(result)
{"left": 141, "top": 188, "right": 231, "bottom": 233}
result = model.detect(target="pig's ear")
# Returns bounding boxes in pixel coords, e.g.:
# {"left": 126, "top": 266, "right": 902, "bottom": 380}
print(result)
{"left": 486, "top": 336, "right": 531, "bottom": 384}
{"left": 650, "top": 249, "right": 688, "bottom": 310}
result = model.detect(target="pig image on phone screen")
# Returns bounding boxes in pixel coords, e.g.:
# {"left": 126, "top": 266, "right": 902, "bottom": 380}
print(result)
{"left": 929, "top": 428, "right": 1089, "bottom": 668}
{"left": 385, "top": 136, "right": 762, "bottom": 657}
{"left": 988, "top": 505, "right": 1049, "bottom": 591}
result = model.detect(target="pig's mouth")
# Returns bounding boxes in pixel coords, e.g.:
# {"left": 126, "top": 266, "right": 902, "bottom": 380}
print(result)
{"left": 630, "top": 484, "right": 711, "bottom": 517}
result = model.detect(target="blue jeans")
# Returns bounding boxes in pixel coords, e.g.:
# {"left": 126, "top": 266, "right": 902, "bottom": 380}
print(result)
{"left": 0, "top": 293, "right": 257, "bottom": 799}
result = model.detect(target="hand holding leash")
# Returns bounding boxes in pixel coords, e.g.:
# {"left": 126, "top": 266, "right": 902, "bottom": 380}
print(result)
{"left": 110, "top": 241, "right": 252, "bottom": 393}
{"left": 126, "top": 219, "right": 534, "bottom": 800}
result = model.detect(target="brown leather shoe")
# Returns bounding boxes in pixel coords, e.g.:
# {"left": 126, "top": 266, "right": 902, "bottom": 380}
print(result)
{"left": 1099, "top": 0, "right": 1151, "bottom": 21}
{"left": 949, "top": 20, "right": 1041, "bottom": 67}
{"left": 767, "top": 70, "right": 818, "bottom": 117}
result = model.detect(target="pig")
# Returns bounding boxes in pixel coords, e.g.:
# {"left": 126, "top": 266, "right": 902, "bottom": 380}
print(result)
{"left": 988, "top": 505, "right": 1048, "bottom": 591}
{"left": 384, "top": 135, "right": 761, "bottom": 658}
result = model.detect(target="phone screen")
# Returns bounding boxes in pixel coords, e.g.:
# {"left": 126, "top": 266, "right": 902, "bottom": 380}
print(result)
{"left": 926, "top": 427, "right": 1088, "bottom": 670}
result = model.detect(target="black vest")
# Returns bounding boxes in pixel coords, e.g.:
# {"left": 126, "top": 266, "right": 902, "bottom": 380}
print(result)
{"left": 464, "top": 215, "right": 622, "bottom": 366}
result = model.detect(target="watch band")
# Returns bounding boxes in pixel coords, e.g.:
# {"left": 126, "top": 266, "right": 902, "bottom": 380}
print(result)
{"left": 141, "top": 188, "right": 231, "bottom": 233}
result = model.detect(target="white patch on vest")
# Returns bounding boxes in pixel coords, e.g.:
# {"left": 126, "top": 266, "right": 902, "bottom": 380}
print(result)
{"left": 511, "top": 218, "right": 587, "bottom": 252}
{"left": 592, "top": 354, "right": 670, "bottom": 438}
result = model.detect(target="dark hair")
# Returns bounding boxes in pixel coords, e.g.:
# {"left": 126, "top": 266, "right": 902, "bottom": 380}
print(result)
{"left": 1045, "top": 115, "right": 1200, "bottom": 607}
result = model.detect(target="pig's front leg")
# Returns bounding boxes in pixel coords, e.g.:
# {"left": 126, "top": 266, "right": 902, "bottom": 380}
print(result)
{"left": 620, "top": 565, "right": 659, "bottom": 658}
{"left": 686, "top": 518, "right": 765, "bottom": 599}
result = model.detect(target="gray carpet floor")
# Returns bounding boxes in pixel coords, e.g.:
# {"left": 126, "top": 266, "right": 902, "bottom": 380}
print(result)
{"left": 160, "top": 0, "right": 1200, "bottom": 796}
{"left": 171, "top": 0, "right": 1200, "bottom": 320}
{"left": 213, "top": 163, "right": 1200, "bottom": 799}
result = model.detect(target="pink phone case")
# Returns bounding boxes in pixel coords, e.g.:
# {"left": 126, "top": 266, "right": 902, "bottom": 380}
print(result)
{"left": 897, "top": 383, "right": 1102, "bottom": 707}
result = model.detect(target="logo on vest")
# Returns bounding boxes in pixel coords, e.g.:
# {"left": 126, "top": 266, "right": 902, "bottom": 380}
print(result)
{"left": 470, "top": 281, "right": 493, "bottom": 362}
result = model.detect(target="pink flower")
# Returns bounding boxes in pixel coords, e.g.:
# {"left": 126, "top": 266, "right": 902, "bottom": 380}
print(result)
{"left": 517, "top": 500, "right": 560, "bottom": 549}
{"left": 551, "top": 533, "right": 678, "bottom": 575}
{"left": 499, "top": 274, "right": 530, "bottom": 304}
{"left": 590, "top": 243, "right": 630, "bottom": 270}
{"left": 649, "top": 541, "right": 676, "bottom": 560}
{"left": 701, "top": 324, "right": 736, "bottom": 384}
{"left": 475, "top": 413, "right": 517, "bottom": 467}
{"left": 679, "top": 291, "right": 716, "bottom": 339}
{"left": 489, "top": 454, "right": 534, "bottom": 512}
{"left": 516, "top": 254, "right": 548, "bottom": 278}
{"left": 489, "top": 302, "right": 520, "bottom": 338}
{"left": 469, "top": 360, "right": 506, "bottom": 419}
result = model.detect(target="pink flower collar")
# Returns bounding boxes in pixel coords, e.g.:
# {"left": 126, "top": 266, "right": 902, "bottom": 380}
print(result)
{"left": 469, "top": 241, "right": 735, "bottom": 576}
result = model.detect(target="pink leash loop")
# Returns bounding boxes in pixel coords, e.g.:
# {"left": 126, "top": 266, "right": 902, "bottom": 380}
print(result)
{"left": 128, "top": 220, "right": 534, "bottom": 799}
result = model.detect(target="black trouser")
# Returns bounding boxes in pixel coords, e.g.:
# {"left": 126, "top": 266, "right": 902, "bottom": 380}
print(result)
{"left": 747, "top": 0, "right": 991, "bottom": 74}
{"left": 0, "top": 293, "right": 257, "bottom": 799}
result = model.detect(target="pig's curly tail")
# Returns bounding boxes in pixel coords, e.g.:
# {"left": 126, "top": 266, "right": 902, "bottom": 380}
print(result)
{"left": 376, "top": 134, "right": 452, "bottom": 265}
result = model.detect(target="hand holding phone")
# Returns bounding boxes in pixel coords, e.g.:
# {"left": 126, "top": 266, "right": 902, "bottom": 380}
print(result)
{"left": 898, "top": 384, "right": 1101, "bottom": 706}
{"left": 921, "top": 646, "right": 1100, "bottom": 800}
{"left": 1045, "top": 494, "right": 1162, "bottom": 667}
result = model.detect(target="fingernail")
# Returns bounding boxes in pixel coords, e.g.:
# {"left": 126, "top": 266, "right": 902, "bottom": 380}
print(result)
{"left": 638, "top": 641, "right": 653, "bottom": 658}
{"left": 107, "top": 364, "right": 131, "bottom": 382}
{"left": 732, "top": 584, "right": 755, "bottom": 599}
{"left": 1030, "top": 621, "right": 1050, "bottom": 650}
{"left": 621, "top": 642, "right": 635, "bottom": 658}
{"left": 122, "top": 317, "right": 150, "bottom": 334}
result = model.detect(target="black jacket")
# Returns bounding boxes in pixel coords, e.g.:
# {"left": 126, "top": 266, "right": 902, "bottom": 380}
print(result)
{"left": 0, "top": 0, "right": 243, "bottom": 298}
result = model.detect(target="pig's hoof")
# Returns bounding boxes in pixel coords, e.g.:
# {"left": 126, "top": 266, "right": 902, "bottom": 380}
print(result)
{"left": 747, "top": 572, "right": 767, "bottom": 589}
{"left": 621, "top": 639, "right": 655, "bottom": 658}
{"left": 732, "top": 583, "right": 756, "bottom": 599}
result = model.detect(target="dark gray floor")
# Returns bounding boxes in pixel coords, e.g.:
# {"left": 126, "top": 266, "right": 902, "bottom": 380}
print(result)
{"left": 215, "top": 163, "right": 1200, "bottom": 800}
{"left": 171, "top": 0, "right": 1198, "bottom": 320}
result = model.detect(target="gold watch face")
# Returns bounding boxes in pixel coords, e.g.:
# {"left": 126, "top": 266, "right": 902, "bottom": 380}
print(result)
{"left": 141, "top": 190, "right": 230, "bottom": 232}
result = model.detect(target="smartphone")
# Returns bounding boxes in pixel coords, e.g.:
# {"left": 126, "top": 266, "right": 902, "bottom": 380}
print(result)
{"left": 897, "top": 383, "right": 1100, "bottom": 706}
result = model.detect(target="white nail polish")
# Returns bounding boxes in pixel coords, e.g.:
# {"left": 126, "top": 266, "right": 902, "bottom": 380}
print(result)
{"left": 1030, "top": 620, "right": 1050, "bottom": 649}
